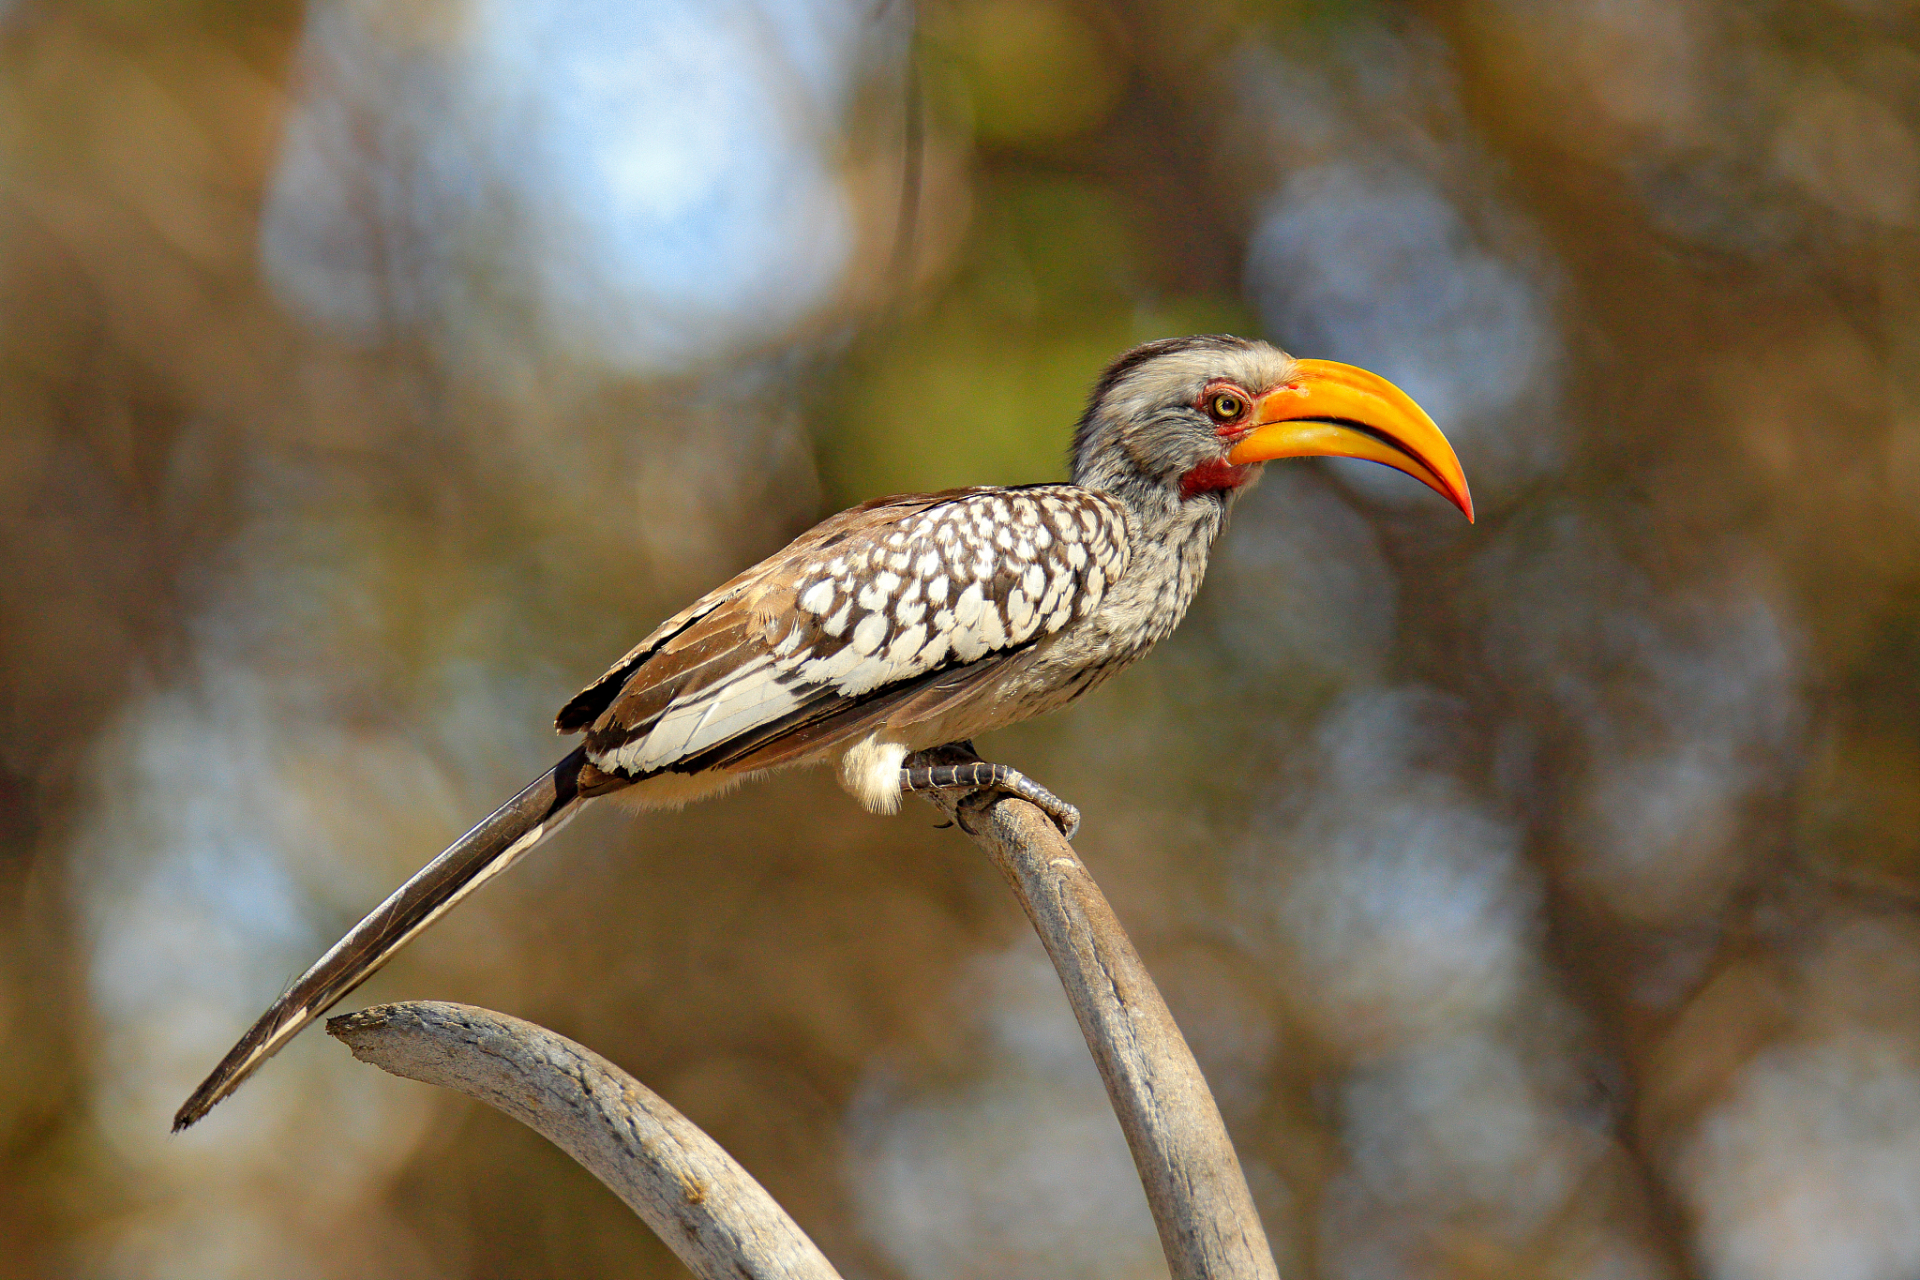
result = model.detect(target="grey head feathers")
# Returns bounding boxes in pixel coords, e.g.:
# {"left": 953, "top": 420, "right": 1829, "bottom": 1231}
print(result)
{"left": 1069, "top": 335, "right": 1299, "bottom": 499}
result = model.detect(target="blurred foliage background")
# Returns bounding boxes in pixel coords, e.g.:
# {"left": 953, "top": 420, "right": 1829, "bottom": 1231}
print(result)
{"left": 4, "top": 0, "right": 1920, "bottom": 1276}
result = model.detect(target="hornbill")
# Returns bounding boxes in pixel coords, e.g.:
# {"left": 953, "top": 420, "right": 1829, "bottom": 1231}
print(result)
{"left": 174, "top": 334, "right": 1472, "bottom": 1131}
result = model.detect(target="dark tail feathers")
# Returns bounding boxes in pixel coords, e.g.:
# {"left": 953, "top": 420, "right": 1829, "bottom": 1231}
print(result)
{"left": 172, "top": 748, "right": 596, "bottom": 1132}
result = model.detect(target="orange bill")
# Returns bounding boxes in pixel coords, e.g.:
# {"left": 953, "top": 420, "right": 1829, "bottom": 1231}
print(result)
{"left": 1226, "top": 360, "right": 1474, "bottom": 522}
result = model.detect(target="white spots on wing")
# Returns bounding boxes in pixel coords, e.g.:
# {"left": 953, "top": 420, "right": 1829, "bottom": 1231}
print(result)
{"left": 856, "top": 570, "right": 901, "bottom": 611}
{"left": 951, "top": 627, "right": 987, "bottom": 663}
{"left": 798, "top": 580, "right": 835, "bottom": 615}
{"left": 840, "top": 654, "right": 896, "bottom": 695}
{"left": 1007, "top": 589, "right": 1035, "bottom": 641}
{"left": 887, "top": 623, "right": 927, "bottom": 664}
{"left": 796, "top": 644, "right": 863, "bottom": 687}
{"left": 852, "top": 611, "right": 888, "bottom": 655}
{"left": 954, "top": 582, "right": 986, "bottom": 627}
{"left": 1034, "top": 582, "right": 1060, "bottom": 627}
{"left": 977, "top": 600, "right": 1008, "bottom": 651}
{"left": 598, "top": 487, "right": 1139, "bottom": 779}
{"left": 1042, "top": 563, "right": 1073, "bottom": 621}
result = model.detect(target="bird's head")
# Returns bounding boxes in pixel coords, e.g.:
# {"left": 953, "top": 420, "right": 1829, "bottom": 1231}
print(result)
{"left": 1070, "top": 335, "right": 1473, "bottom": 522}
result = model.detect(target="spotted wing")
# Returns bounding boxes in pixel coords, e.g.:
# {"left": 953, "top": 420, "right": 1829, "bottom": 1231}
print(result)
{"left": 552, "top": 492, "right": 948, "bottom": 735}
{"left": 569, "top": 485, "right": 1131, "bottom": 777}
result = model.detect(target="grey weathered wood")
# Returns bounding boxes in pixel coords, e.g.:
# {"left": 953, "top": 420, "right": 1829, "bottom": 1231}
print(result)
{"left": 327, "top": 1002, "right": 842, "bottom": 1280}
{"left": 325, "top": 772, "right": 1279, "bottom": 1280}
{"left": 925, "top": 778, "right": 1282, "bottom": 1280}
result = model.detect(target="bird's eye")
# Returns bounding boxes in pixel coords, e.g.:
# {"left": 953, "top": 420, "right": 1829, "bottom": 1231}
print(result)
{"left": 1207, "top": 392, "right": 1245, "bottom": 421}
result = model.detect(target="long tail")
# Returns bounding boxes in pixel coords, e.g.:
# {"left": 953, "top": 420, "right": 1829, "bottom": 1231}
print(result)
{"left": 173, "top": 747, "right": 599, "bottom": 1132}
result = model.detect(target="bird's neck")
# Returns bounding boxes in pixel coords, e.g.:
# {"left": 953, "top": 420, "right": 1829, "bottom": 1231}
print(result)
{"left": 1094, "top": 480, "right": 1228, "bottom": 651}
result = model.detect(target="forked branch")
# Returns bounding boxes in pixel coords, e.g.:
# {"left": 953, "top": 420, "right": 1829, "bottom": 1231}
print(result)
{"left": 329, "top": 776, "right": 1279, "bottom": 1280}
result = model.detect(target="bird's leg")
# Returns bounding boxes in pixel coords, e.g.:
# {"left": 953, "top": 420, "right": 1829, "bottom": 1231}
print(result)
{"left": 900, "top": 742, "right": 1082, "bottom": 841}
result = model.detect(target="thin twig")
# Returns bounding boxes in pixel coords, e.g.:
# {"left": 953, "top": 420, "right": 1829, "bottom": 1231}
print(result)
{"left": 918, "top": 753, "right": 1282, "bottom": 1280}
{"left": 328, "top": 1002, "right": 843, "bottom": 1280}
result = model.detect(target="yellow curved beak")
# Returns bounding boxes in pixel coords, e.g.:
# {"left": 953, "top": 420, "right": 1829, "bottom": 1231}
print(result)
{"left": 1225, "top": 360, "right": 1474, "bottom": 522}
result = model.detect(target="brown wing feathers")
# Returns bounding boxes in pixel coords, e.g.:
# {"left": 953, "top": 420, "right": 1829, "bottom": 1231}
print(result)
{"left": 175, "top": 485, "right": 1123, "bottom": 1129}
{"left": 580, "top": 484, "right": 1128, "bottom": 781}
{"left": 557, "top": 490, "right": 969, "bottom": 737}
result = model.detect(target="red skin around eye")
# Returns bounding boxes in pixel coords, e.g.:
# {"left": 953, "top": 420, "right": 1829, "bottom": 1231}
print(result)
{"left": 1196, "top": 379, "right": 1257, "bottom": 437}
{"left": 1181, "top": 379, "right": 1263, "bottom": 497}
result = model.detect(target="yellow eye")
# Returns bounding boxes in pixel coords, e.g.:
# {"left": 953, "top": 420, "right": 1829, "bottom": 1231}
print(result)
{"left": 1208, "top": 392, "right": 1244, "bottom": 421}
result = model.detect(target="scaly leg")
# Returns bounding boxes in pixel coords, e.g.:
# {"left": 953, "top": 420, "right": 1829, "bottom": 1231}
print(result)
{"left": 900, "top": 745, "right": 1081, "bottom": 841}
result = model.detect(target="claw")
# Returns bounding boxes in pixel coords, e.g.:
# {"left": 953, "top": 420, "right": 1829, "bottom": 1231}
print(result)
{"left": 899, "top": 752, "right": 1081, "bottom": 842}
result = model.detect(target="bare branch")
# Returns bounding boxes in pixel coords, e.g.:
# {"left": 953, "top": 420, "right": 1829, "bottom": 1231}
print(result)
{"left": 924, "top": 775, "right": 1282, "bottom": 1280}
{"left": 328, "top": 1002, "right": 843, "bottom": 1280}
{"left": 325, "top": 772, "right": 1279, "bottom": 1280}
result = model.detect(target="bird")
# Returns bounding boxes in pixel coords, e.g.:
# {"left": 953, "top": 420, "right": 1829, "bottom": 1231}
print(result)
{"left": 173, "top": 334, "right": 1472, "bottom": 1131}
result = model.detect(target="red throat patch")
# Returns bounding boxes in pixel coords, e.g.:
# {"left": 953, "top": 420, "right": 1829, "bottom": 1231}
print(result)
{"left": 1180, "top": 458, "right": 1250, "bottom": 500}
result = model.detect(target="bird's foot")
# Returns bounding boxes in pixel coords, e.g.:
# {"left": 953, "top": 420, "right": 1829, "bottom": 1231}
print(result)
{"left": 900, "top": 751, "right": 1081, "bottom": 841}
